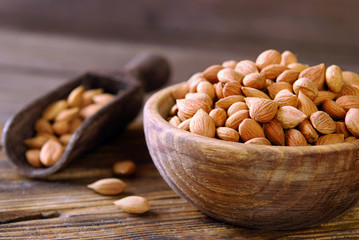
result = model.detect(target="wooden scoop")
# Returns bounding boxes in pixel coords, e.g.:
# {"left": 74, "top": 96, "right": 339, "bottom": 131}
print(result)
{"left": 1, "top": 52, "right": 170, "bottom": 178}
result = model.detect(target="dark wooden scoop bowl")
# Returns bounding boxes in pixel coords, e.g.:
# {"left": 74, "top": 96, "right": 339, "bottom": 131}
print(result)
{"left": 144, "top": 82, "right": 359, "bottom": 230}
{"left": 1, "top": 52, "right": 170, "bottom": 178}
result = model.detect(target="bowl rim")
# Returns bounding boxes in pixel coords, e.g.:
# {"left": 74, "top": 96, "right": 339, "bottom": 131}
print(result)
{"left": 144, "top": 82, "right": 359, "bottom": 155}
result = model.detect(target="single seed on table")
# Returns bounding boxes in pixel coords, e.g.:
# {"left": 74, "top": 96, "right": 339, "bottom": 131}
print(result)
{"left": 87, "top": 178, "right": 126, "bottom": 195}
{"left": 113, "top": 160, "right": 137, "bottom": 176}
{"left": 114, "top": 196, "right": 150, "bottom": 214}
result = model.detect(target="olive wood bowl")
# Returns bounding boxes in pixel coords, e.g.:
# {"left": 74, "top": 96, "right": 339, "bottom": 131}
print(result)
{"left": 143, "top": 82, "right": 359, "bottom": 230}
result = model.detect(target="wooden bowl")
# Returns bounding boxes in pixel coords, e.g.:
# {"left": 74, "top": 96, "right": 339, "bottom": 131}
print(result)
{"left": 143, "top": 82, "right": 359, "bottom": 230}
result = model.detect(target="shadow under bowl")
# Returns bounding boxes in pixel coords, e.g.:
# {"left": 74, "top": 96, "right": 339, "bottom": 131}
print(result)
{"left": 143, "top": 82, "right": 359, "bottom": 230}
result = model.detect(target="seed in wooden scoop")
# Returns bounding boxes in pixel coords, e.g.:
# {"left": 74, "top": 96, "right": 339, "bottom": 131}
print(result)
{"left": 113, "top": 160, "right": 136, "bottom": 176}
{"left": 36, "top": 132, "right": 58, "bottom": 141}
{"left": 82, "top": 88, "right": 104, "bottom": 107}
{"left": 53, "top": 121, "right": 70, "bottom": 135}
{"left": 114, "top": 196, "right": 150, "bottom": 214}
{"left": 25, "top": 149, "right": 42, "bottom": 167}
{"left": 67, "top": 85, "right": 85, "bottom": 107}
{"left": 24, "top": 136, "right": 48, "bottom": 149}
{"left": 93, "top": 93, "right": 115, "bottom": 106}
{"left": 34, "top": 118, "right": 53, "bottom": 134}
{"left": 39, "top": 139, "right": 64, "bottom": 167}
{"left": 59, "top": 133, "right": 73, "bottom": 146}
{"left": 80, "top": 104, "right": 103, "bottom": 119}
{"left": 55, "top": 107, "right": 80, "bottom": 122}
{"left": 42, "top": 100, "right": 68, "bottom": 120}
{"left": 87, "top": 178, "right": 126, "bottom": 195}
{"left": 69, "top": 118, "right": 83, "bottom": 133}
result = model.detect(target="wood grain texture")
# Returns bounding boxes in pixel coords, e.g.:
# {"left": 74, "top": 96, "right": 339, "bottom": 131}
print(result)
{"left": 144, "top": 83, "right": 359, "bottom": 230}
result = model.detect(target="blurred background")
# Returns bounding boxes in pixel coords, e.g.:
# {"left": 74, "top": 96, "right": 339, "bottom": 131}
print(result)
{"left": 0, "top": 0, "right": 358, "bottom": 122}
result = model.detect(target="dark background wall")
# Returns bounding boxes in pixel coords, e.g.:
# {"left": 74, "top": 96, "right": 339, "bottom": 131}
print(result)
{"left": 0, "top": 0, "right": 358, "bottom": 67}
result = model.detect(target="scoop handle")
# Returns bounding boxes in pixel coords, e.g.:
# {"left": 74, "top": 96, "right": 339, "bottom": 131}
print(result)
{"left": 123, "top": 52, "right": 171, "bottom": 92}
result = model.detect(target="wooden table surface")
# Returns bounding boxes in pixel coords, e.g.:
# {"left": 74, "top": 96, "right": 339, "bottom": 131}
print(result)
{"left": 1, "top": 28, "right": 359, "bottom": 239}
